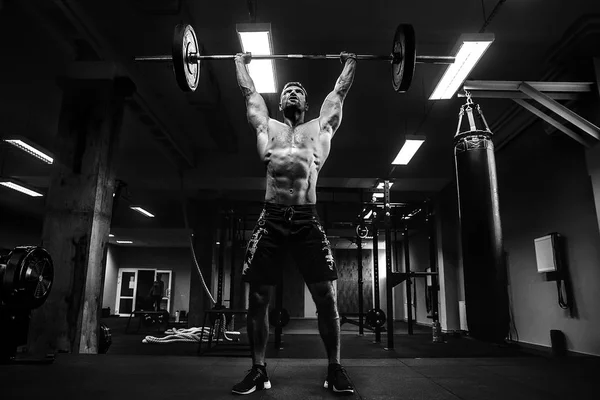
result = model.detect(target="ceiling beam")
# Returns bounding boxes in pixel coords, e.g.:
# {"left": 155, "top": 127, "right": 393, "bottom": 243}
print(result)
{"left": 518, "top": 82, "right": 600, "bottom": 141}
{"left": 462, "top": 80, "right": 594, "bottom": 97}
{"left": 487, "top": 16, "right": 600, "bottom": 152}
{"left": 462, "top": 79, "right": 599, "bottom": 146}
{"left": 512, "top": 99, "right": 590, "bottom": 147}
{"left": 459, "top": 91, "right": 583, "bottom": 100}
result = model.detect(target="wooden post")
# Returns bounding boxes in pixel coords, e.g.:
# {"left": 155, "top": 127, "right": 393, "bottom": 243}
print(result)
{"left": 28, "top": 76, "right": 134, "bottom": 355}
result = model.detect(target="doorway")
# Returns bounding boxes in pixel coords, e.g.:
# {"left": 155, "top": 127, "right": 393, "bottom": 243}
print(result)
{"left": 115, "top": 268, "right": 172, "bottom": 316}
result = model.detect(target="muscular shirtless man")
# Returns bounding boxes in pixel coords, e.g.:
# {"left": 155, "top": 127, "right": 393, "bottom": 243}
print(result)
{"left": 232, "top": 51, "right": 357, "bottom": 395}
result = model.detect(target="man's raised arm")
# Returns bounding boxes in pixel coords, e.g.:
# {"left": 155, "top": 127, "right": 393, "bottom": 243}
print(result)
{"left": 235, "top": 53, "right": 269, "bottom": 134}
{"left": 319, "top": 52, "right": 357, "bottom": 136}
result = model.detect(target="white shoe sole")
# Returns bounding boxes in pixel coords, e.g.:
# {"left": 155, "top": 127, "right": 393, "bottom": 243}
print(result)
{"left": 324, "top": 380, "right": 354, "bottom": 394}
{"left": 232, "top": 380, "right": 271, "bottom": 395}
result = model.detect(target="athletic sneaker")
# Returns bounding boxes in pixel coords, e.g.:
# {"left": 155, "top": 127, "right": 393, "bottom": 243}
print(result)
{"left": 231, "top": 364, "right": 271, "bottom": 395}
{"left": 324, "top": 363, "right": 354, "bottom": 394}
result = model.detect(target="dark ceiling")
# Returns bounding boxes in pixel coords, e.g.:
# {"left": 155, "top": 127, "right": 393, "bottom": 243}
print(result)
{"left": 1, "top": 0, "right": 600, "bottom": 247}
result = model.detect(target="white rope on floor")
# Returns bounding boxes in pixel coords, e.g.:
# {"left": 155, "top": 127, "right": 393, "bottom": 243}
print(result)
{"left": 141, "top": 316, "right": 241, "bottom": 344}
{"left": 142, "top": 327, "right": 210, "bottom": 344}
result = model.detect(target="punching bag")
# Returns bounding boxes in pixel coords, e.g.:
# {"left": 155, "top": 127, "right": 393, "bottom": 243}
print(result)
{"left": 453, "top": 96, "right": 510, "bottom": 343}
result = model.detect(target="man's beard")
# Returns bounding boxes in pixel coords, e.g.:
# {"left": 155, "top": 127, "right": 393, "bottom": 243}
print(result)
{"left": 282, "top": 101, "right": 303, "bottom": 113}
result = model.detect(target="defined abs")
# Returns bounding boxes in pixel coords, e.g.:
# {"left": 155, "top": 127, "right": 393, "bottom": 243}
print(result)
{"left": 265, "top": 152, "right": 312, "bottom": 203}
{"left": 267, "top": 147, "right": 312, "bottom": 181}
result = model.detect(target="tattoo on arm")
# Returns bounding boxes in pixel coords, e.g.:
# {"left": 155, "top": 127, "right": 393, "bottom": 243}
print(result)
{"left": 334, "top": 59, "right": 356, "bottom": 99}
{"left": 236, "top": 59, "right": 256, "bottom": 97}
{"left": 240, "top": 85, "right": 254, "bottom": 99}
{"left": 235, "top": 58, "right": 269, "bottom": 131}
{"left": 320, "top": 59, "right": 356, "bottom": 134}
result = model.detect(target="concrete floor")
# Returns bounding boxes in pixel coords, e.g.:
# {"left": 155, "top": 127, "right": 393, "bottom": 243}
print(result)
{"left": 2, "top": 317, "right": 598, "bottom": 399}
{"left": 2, "top": 353, "right": 599, "bottom": 399}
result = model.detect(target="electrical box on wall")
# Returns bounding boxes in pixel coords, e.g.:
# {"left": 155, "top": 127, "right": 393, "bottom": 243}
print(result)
{"left": 533, "top": 233, "right": 561, "bottom": 273}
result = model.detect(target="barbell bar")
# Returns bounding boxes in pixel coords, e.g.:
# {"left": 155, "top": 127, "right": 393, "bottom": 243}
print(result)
{"left": 135, "top": 54, "right": 455, "bottom": 64}
{"left": 134, "top": 23, "right": 455, "bottom": 93}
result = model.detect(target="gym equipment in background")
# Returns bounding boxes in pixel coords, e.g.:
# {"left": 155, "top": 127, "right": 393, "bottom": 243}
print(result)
{"left": 0, "top": 246, "right": 54, "bottom": 364}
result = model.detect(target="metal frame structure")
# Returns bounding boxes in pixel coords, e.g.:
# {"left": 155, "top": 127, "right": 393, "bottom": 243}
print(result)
{"left": 460, "top": 80, "right": 600, "bottom": 147}
{"left": 382, "top": 181, "right": 440, "bottom": 349}
{"left": 352, "top": 182, "right": 440, "bottom": 349}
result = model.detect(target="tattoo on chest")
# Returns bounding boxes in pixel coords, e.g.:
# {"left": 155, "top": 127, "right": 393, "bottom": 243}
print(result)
{"left": 274, "top": 128, "right": 311, "bottom": 145}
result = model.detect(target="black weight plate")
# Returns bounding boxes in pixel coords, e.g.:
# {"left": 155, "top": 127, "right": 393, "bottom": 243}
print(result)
{"left": 357, "top": 225, "right": 369, "bottom": 238}
{"left": 366, "top": 308, "right": 387, "bottom": 328}
{"left": 391, "top": 24, "right": 416, "bottom": 93}
{"left": 172, "top": 24, "right": 200, "bottom": 92}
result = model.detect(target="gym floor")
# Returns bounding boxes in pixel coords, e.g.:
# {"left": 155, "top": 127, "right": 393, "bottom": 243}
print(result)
{"left": 2, "top": 318, "right": 598, "bottom": 399}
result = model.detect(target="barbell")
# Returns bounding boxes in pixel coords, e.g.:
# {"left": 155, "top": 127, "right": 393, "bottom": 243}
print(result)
{"left": 135, "top": 23, "right": 456, "bottom": 93}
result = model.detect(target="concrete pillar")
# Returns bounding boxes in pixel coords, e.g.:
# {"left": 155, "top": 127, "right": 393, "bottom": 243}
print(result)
{"left": 28, "top": 75, "right": 134, "bottom": 355}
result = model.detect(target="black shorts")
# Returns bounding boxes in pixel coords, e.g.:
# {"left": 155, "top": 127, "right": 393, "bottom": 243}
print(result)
{"left": 242, "top": 202, "right": 338, "bottom": 285}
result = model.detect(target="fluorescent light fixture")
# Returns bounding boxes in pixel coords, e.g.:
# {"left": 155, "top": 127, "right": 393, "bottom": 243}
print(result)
{"left": 130, "top": 206, "right": 155, "bottom": 218}
{"left": 3, "top": 137, "right": 54, "bottom": 164}
{"left": 373, "top": 192, "right": 384, "bottom": 198}
{"left": 116, "top": 240, "right": 133, "bottom": 244}
{"left": 429, "top": 33, "right": 495, "bottom": 100}
{"left": 109, "top": 234, "right": 114, "bottom": 237}
{"left": 392, "top": 135, "right": 426, "bottom": 165}
{"left": 0, "top": 178, "right": 43, "bottom": 197}
{"left": 236, "top": 23, "right": 277, "bottom": 93}
{"left": 376, "top": 181, "right": 394, "bottom": 190}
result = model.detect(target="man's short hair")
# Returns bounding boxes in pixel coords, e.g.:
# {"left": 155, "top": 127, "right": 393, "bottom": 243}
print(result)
{"left": 281, "top": 82, "right": 308, "bottom": 98}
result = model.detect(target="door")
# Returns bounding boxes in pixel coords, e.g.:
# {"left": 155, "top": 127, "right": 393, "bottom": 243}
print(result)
{"left": 115, "top": 269, "right": 137, "bottom": 316}
{"left": 155, "top": 270, "right": 172, "bottom": 313}
{"left": 115, "top": 268, "right": 157, "bottom": 316}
